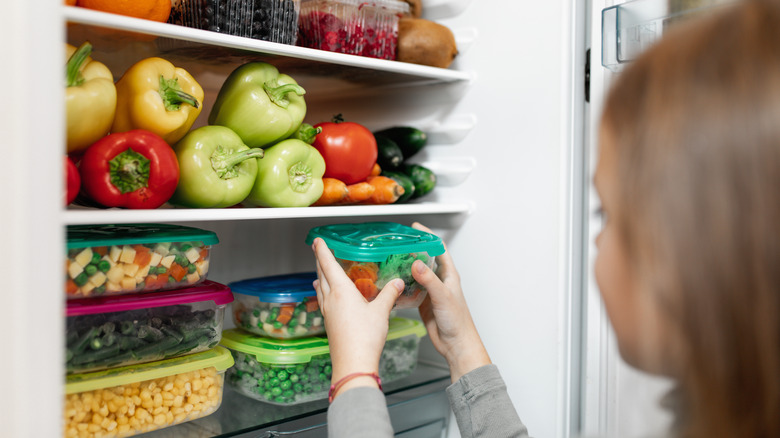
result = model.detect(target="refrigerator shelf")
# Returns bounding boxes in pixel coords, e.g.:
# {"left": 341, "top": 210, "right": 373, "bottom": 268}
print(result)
{"left": 601, "top": 0, "right": 736, "bottom": 72}
{"left": 63, "top": 202, "right": 474, "bottom": 225}
{"left": 65, "top": 5, "right": 472, "bottom": 89}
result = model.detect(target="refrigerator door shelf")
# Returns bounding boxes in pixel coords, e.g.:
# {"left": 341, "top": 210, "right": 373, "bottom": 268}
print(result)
{"left": 601, "top": 0, "right": 736, "bottom": 72}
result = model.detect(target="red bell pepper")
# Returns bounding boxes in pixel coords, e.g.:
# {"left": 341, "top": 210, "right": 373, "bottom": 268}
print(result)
{"left": 79, "top": 130, "right": 179, "bottom": 209}
{"left": 65, "top": 156, "right": 80, "bottom": 206}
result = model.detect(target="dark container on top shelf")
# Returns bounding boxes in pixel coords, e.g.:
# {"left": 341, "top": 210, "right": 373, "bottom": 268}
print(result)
{"left": 169, "top": 0, "right": 301, "bottom": 44}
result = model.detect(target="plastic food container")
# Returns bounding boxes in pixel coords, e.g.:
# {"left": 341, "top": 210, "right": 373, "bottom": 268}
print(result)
{"left": 305, "top": 222, "right": 445, "bottom": 308}
{"left": 221, "top": 317, "right": 427, "bottom": 405}
{"left": 230, "top": 272, "right": 324, "bottom": 339}
{"left": 66, "top": 224, "right": 218, "bottom": 299}
{"left": 66, "top": 280, "right": 233, "bottom": 374}
{"left": 64, "top": 346, "right": 234, "bottom": 438}
{"left": 297, "top": 0, "right": 408, "bottom": 59}
{"left": 169, "top": 0, "right": 301, "bottom": 44}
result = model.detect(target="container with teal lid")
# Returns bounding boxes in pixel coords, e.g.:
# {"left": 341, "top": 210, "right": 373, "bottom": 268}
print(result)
{"left": 66, "top": 280, "right": 233, "bottom": 374}
{"left": 66, "top": 224, "right": 219, "bottom": 299}
{"left": 230, "top": 272, "right": 325, "bottom": 339}
{"left": 221, "top": 317, "right": 427, "bottom": 405}
{"left": 64, "top": 346, "right": 234, "bottom": 438}
{"left": 305, "top": 222, "right": 445, "bottom": 308}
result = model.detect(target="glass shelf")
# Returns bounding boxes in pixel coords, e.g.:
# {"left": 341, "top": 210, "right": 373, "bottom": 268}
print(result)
{"left": 139, "top": 362, "right": 451, "bottom": 437}
{"left": 601, "top": 0, "right": 737, "bottom": 72}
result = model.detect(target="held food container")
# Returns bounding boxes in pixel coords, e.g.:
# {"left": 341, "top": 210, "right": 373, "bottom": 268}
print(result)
{"left": 66, "top": 280, "right": 233, "bottom": 374}
{"left": 64, "top": 346, "right": 234, "bottom": 438}
{"left": 169, "top": 0, "right": 301, "bottom": 44}
{"left": 297, "top": 0, "right": 408, "bottom": 59}
{"left": 221, "top": 317, "right": 427, "bottom": 405}
{"left": 230, "top": 272, "right": 325, "bottom": 339}
{"left": 305, "top": 222, "right": 445, "bottom": 308}
{"left": 66, "top": 224, "right": 218, "bottom": 299}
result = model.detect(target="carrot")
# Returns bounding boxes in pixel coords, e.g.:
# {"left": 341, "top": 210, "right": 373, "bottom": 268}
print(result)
{"left": 168, "top": 264, "right": 187, "bottom": 282}
{"left": 313, "top": 178, "right": 349, "bottom": 206}
{"left": 93, "top": 246, "right": 108, "bottom": 256}
{"left": 347, "top": 263, "right": 379, "bottom": 282}
{"left": 277, "top": 305, "right": 295, "bottom": 324}
{"left": 65, "top": 279, "right": 79, "bottom": 296}
{"left": 361, "top": 176, "right": 405, "bottom": 204}
{"left": 354, "top": 278, "right": 379, "bottom": 300}
{"left": 370, "top": 162, "right": 382, "bottom": 177}
{"left": 341, "top": 181, "right": 375, "bottom": 204}
{"left": 305, "top": 298, "right": 320, "bottom": 312}
{"left": 199, "top": 248, "right": 210, "bottom": 260}
{"left": 133, "top": 245, "right": 152, "bottom": 267}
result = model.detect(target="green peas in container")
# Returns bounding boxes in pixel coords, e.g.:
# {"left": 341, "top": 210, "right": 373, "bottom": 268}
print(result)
{"left": 220, "top": 317, "right": 427, "bottom": 405}
{"left": 305, "top": 222, "right": 445, "bottom": 309}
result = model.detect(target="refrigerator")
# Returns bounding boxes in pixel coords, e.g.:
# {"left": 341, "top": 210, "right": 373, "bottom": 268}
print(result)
{"left": 1, "top": 0, "right": 722, "bottom": 436}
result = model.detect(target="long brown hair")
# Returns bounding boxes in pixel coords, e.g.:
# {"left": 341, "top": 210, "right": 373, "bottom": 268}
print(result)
{"left": 600, "top": 1, "right": 780, "bottom": 437}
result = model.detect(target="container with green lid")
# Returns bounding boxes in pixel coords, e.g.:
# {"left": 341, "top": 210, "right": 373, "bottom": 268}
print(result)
{"left": 66, "top": 224, "right": 219, "bottom": 299}
{"left": 64, "top": 346, "right": 234, "bottom": 438}
{"left": 305, "top": 222, "right": 445, "bottom": 309}
{"left": 221, "top": 317, "right": 428, "bottom": 405}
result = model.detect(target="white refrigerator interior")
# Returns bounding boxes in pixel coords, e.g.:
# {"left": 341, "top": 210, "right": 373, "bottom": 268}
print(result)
{"left": 0, "top": 0, "right": 701, "bottom": 436}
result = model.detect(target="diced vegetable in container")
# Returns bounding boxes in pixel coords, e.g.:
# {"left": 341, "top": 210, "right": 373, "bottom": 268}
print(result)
{"left": 66, "top": 224, "right": 218, "bottom": 299}
{"left": 66, "top": 280, "right": 233, "bottom": 374}
{"left": 230, "top": 272, "right": 325, "bottom": 339}
{"left": 64, "top": 346, "right": 234, "bottom": 438}
{"left": 305, "top": 222, "right": 445, "bottom": 308}
{"left": 221, "top": 317, "right": 427, "bottom": 405}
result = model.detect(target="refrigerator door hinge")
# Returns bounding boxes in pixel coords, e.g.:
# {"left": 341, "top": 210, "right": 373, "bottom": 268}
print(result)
{"left": 585, "top": 48, "right": 591, "bottom": 103}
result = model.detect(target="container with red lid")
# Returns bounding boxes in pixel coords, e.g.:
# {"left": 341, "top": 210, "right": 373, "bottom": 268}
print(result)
{"left": 66, "top": 280, "right": 234, "bottom": 374}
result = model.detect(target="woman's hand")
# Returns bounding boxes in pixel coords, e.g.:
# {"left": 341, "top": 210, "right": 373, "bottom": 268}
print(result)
{"left": 311, "top": 237, "right": 405, "bottom": 398}
{"left": 411, "top": 222, "right": 491, "bottom": 382}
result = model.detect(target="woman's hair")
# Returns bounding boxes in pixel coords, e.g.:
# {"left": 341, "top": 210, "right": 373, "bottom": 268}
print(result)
{"left": 601, "top": 1, "right": 780, "bottom": 437}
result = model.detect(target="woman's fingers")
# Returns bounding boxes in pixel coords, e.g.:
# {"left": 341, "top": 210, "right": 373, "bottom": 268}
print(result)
{"left": 410, "top": 222, "right": 458, "bottom": 283}
{"left": 373, "top": 278, "right": 404, "bottom": 315}
{"left": 312, "top": 238, "right": 354, "bottom": 290}
{"left": 412, "top": 259, "right": 451, "bottom": 307}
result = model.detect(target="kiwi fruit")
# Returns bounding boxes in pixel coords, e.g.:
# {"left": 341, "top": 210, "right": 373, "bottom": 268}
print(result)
{"left": 399, "top": 0, "right": 422, "bottom": 18}
{"left": 397, "top": 18, "right": 458, "bottom": 69}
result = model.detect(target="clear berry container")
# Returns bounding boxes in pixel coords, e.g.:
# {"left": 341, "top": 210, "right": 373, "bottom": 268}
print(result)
{"left": 297, "top": 0, "right": 407, "bottom": 59}
{"left": 169, "top": 0, "right": 301, "bottom": 44}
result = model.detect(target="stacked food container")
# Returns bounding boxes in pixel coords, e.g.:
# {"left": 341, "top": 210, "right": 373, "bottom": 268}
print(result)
{"left": 63, "top": 224, "right": 235, "bottom": 438}
{"left": 220, "top": 222, "right": 443, "bottom": 405}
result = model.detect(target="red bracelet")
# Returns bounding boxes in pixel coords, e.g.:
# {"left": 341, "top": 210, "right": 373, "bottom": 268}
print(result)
{"left": 328, "top": 372, "right": 382, "bottom": 403}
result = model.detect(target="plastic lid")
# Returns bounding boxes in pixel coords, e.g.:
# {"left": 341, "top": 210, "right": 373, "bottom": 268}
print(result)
{"left": 67, "top": 224, "right": 219, "bottom": 249}
{"left": 65, "top": 346, "right": 234, "bottom": 394}
{"left": 66, "top": 280, "right": 234, "bottom": 317}
{"left": 220, "top": 317, "right": 426, "bottom": 364}
{"left": 229, "top": 272, "right": 317, "bottom": 303}
{"left": 305, "top": 222, "right": 445, "bottom": 262}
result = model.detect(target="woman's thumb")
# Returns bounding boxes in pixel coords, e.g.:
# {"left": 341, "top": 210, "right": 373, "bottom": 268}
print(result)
{"left": 373, "top": 278, "right": 405, "bottom": 313}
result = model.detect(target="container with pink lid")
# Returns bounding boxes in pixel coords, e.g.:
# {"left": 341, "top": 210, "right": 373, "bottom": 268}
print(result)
{"left": 66, "top": 280, "right": 234, "bottom": 374}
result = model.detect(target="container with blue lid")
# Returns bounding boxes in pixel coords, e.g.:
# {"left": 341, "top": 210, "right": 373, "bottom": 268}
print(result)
{"left": 229, "top": 272, "right": 324, "bottom": 339}
{"left": 305, "top": 222, "right": 445, "bottom": 309}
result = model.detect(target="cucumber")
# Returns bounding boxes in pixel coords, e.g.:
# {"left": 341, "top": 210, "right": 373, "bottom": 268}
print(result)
{"left": 373, "top": 127, "right": 427, "bottom": 159}
{"left": 382, "top": 171, "right": 415, "bottom": 203}
{"left": 403, "top": 164, "right": 436, "bottom": 199}
{"left": 375, "top": 135, "right": 404, "bottom": 170}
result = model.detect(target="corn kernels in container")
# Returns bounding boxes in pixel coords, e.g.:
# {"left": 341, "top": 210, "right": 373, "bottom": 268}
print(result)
{"left": 64, "top": 368, "right": 224, "bottom": 438}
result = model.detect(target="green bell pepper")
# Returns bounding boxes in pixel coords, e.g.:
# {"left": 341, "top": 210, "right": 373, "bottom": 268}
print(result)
{"left": 244, "top": 139, "right": 326, "bottom": 208}
{"left": 170, "top": 125, "right": 264, "bottom": 208}
{"left": 209, "top": 62, "right": 307, "bottom": 148}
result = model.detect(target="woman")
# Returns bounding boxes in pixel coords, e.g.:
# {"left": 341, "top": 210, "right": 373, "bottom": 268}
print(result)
{"left": 312, "top": 1, "right": 780, "bottom": 436}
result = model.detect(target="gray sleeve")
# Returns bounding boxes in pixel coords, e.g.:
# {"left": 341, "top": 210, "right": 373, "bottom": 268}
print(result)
{"left": 446, "top": 364, "right": 531, "bottom": 438}
{"left": 327, "top": 386, "right": 394, "bottom": 438}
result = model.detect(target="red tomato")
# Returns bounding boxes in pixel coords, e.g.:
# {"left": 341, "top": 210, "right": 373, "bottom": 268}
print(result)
{"left": 312, "top": 121, "right": 377, "bottom": 184}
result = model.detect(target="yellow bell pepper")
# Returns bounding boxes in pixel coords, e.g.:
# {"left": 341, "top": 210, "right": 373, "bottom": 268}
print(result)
{"left": 65, "top": 42, "right": 117, "bottom": 153}
{"left": 112, "top": 57, "right": 204, "bottom": 145}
